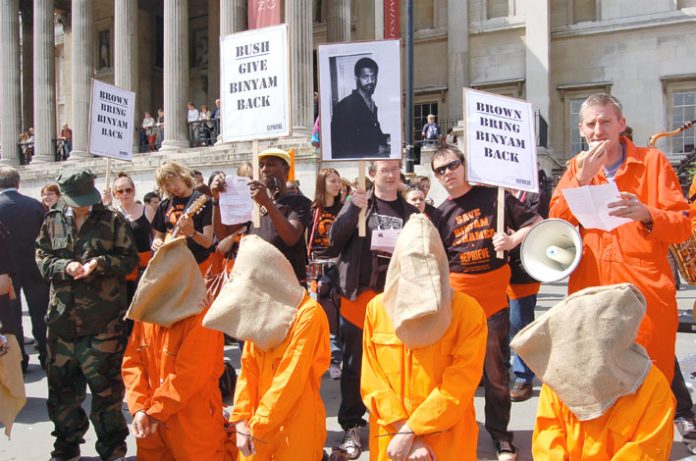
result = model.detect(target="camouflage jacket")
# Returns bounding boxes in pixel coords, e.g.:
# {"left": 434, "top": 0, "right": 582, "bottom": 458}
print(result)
{"left": 36, "top": 202, "right": 138, "bottom": 338}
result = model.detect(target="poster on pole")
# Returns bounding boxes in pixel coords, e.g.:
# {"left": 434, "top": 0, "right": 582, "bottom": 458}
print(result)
{"left": 89, "top": 79, "right": 136, "bottom": 161}
{"left": 318, "top": 39, "right": 402, "bottom": 162}
{"left": 220, "top": 24, "right": 290, "bottom": 142}
{"left": 463, "top": 88, "right": 538, "bottom": 193}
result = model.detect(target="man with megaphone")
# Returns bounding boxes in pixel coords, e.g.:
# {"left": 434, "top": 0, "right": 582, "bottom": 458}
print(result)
{"left": 550, "top": 93, "right": 690, "bottom": 387}
{"left": 432, "top": 146, "right": 542, "bottom": 461}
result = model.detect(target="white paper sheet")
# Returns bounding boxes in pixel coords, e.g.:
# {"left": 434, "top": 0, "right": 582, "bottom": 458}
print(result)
{"left": 561, "top": 182, "right": 632, "bottom": 231}
{"left": 219, "top": 176, "right": 253, "bottom": 225}
{"left": 370, "top": 227, "right": 400, "bottom": 254}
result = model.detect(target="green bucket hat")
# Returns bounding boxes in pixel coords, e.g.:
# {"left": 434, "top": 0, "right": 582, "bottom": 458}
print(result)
{"left": 56, "top": 169, "right": 101, "bottom": 208}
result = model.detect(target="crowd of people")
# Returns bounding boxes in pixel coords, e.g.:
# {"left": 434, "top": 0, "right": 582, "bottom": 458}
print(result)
{"left": 138, "top": 100, "right": 222, "bottom": 153}
{"left": 0, "top": 92, "right": 694, "bottom": 460}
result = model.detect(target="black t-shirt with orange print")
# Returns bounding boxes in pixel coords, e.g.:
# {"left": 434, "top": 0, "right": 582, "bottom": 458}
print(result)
{"left": 309, "top": 201, "right": 343, "bottom": 257}
{"left": 437, "top": 186, "right": 537, "bottom": 274}
{"left": 152, "top": 192, "right": 213, "bottom": 263}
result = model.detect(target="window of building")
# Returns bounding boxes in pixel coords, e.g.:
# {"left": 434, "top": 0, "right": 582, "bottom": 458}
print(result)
{"left": 487, "top": 0, "right": 509, "bottom": 19}
{"left": 414, "top": 102, "right": 439, "bottom": 137}
{"left": 572, "top": 0, "right": 596, "bottom": 23}
{"left": 678, "top": 0, "right": 696, "bottom": 8}
{"left": 414, "top": 0, "right": 435, "bottom": 30}
{"left": 671, "top": 89, "right": 696, "bottom": 154}
{"left": 569, "top": 98, "right": 588, "bottom": 154}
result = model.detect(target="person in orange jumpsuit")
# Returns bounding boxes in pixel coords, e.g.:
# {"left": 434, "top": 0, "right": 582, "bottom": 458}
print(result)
{"left": 202, "top": 234, "right": 330, "bottom": 460}
{"left": 549, "top": 93, "right": 691, "bottom": 382}
{"left": 361, "top": 214, "right": 487, "bottom": 461}
{"left": 122, "top": 308, "right": 232, "bottom": 460}
{"left": 511, "top": 283, "right": 675, "bottom": 460}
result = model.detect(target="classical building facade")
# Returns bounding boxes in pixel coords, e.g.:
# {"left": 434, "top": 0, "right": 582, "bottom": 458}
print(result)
{"left": 1, "top": 0, "right": 696, "bottom": 198}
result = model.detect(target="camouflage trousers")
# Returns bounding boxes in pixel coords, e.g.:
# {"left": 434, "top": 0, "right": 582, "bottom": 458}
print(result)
{"left": 46, "top": 330, "right": 128, "bottom": 460}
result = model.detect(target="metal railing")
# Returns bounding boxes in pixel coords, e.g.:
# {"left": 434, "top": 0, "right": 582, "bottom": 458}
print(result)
{"left": 188, "top": 119, "right": 219, "bottom": 148}
{"left": 16, "top": 139, "right": 69, "bottom": 164}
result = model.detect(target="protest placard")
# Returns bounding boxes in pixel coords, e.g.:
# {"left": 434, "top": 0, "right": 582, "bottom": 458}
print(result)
{"left": 219, "top": 176, "right": 254, "bottom": 226}
{"left": 463, "top": 88, "right": 538, "bottom": 193}
{"left": 89, "top": 79, "right": 136, "bottom": 161}
{"left": 220, "top": 24, "right": 290, "bottom": 142}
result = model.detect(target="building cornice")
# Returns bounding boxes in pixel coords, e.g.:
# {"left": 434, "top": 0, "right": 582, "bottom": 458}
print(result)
{"left": 552, "top": 8, "right": 696, "bottom": 39}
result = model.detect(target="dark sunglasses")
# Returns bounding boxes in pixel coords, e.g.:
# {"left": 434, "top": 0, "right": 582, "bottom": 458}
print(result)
{"left": 115, "top": 187, "right": 134, "bottom": 195}
{"left": 433, "top": 159, "right": 462, "bottom": 176}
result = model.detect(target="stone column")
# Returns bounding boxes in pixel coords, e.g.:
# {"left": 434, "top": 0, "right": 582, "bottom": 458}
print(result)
{"left": 21, "top": 5, "right": 33, "bottom": 132}
{"left": 327, "top": 0, "right": 351, "bottom": 42}
{"left": 447, "top": 0, "right": 469, "bottom": 126}
{"left": 217, "top": 0, "right": 246, "bottom": 144}
{"left": 286, "top": 0, "right": 313, "bottom": 134}
{"left": 208, "top": 0, "right": 220, "bottom": 103}
{"left": 0, "top": 0, "right": 21, "bottom": 164}
{"left": 33, "top": 0, "right": 57, "bottom": 162}
{"left": 525, "top": 0, "right": 550, "bottom": 121}
{"left": 70, "top": 0, "right": 93, "bottom": 158}
{"left": 160, "top": 0, "right": 189, "bottom": 150}
{"left": 114, "top": 0, "right": 139, "bottom": 153}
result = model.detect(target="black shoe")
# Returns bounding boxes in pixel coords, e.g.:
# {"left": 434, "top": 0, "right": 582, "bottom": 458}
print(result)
{"left": 676, "top": 415, "right": 696, "bottom": 440}
{"left": 510, "top": 381, "right": 533, "bottom": 402}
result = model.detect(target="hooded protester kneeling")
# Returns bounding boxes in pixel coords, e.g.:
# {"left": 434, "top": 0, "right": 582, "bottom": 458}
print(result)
{"left": 122, "top": 237, "right": 234, "bottom": 461}
{"left": 511, "top": 283, "right": 675, "bottom": 460}
{"left": 360, "top": 213, "right": 488, "bottom": 461}
{"left": 203, "top": 235, "right": 330, "bottom": 460}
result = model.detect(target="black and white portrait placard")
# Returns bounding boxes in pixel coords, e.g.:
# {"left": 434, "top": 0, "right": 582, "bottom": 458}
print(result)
{"left": 318, "top": 40, "right": 402, "bottom": 162}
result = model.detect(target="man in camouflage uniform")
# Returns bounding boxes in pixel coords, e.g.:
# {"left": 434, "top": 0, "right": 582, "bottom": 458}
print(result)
{"left": 36, "top": 169, "right": 138, "bottom": 461}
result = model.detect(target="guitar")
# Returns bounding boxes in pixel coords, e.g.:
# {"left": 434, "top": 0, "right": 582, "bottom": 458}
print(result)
{"left": 170, "top": 194, "right": 210, "bottom": 239}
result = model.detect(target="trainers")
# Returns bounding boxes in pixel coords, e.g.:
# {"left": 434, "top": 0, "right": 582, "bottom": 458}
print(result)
{"left": 494, "top": 440, "right": 518, "bottom": 461}
{"left": 676, "top": 415, "right": 696, "bottom": 440}
{"left": 510, "top": 381, "right": 533, "bottom": 402}
{"left": 329, "top": 363, "right": 342, "bottom": 380}
{"left": 339, "top": 427, "right": 362, "bottom": 460}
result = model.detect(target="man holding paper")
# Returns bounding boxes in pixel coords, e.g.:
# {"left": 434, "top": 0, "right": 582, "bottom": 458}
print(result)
{"left": 549, "top": 93, "right": 691, "bottom": 383}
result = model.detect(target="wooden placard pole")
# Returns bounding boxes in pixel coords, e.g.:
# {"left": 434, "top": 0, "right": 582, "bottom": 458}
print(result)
{"left": 496, "top": 187, "right": 505, "bottom": 259}
{"left": 104, "top": 157, "right": 112, "bottom": 194}
{"left": 252, "top": 140, "right": 261, "bottom": 228}
{"left": 358, "top": 161, "right": 366, "bottom": 237}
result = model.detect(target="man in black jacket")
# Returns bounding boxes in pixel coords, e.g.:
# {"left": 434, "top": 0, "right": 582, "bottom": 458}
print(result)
{"left": 328, "top": 159, "right": 418, "bottom": 459}
{"left": 0, "top": 167, "right": 49, "bottom": 370}
{"left": 330, "top": 57, "right": 390, "bottom": 159}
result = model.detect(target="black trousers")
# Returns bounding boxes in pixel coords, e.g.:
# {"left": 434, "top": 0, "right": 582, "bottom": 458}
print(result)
{"left": 12, "top": 273, "right": 50, "bottom": 365}
{"left": 673, "top": 357, "right": 695, "bottom": 419}
{"left": 338, "top": 315, "right": 367, "bottom": 430}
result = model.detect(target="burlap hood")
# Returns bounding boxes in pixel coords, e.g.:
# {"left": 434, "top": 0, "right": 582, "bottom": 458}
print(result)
{"left": 126, "top": 237, "right": 207, "bottom": 327}
{"left": 0, "top": 334, "right": 26, "bottom": 438}
{"left": 510, "top": 283, "right": 651, "bottom": 421}
{"left": 382, "top": 214, "right": 452, "bottom": 348}
{"left": 203, "top": 235, "right": 303, "bottom": 351}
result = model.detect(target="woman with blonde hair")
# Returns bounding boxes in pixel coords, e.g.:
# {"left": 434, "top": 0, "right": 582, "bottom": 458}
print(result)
{"left": 151, "top": 161, "right": 214, "bottom": 273}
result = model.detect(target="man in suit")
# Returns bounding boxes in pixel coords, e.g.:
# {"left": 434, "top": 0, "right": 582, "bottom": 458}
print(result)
{"left": 0, "top": 167, "right": 49, "bottom": 370}
{"left": 330, "top": 57, "right": 391, "bottom": 159}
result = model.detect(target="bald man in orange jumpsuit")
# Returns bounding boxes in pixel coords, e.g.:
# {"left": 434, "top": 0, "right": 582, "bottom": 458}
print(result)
{"left": 122, "top": 308, "right": 232, "bottom": 461}
{"left": 550, "top": 93, "right": 690, "bottom": 382}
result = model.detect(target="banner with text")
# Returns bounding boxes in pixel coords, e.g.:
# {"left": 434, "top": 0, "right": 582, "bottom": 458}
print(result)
{"left": 384, "top": 0, "right": 400, "bottom": 39}
{"left": 463, "top": 88, "right": 538, "bottom": 193}
{"left": 220, "top": 24, "right": 290, "bottom": 142}
{"left": 248, "top": 0, "right": 281, "bottom": 30}
{"left": 89, "top": 79, "right": 136, "bottom": 161}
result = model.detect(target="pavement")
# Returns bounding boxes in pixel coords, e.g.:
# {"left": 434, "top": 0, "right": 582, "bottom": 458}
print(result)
{"left": 2, "top": 281, "right": 696, "bottom": 460}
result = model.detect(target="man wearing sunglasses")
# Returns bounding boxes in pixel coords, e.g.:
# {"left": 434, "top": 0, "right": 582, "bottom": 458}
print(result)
{"left": 432, "top": 146, "right": 541, "bottom": 461}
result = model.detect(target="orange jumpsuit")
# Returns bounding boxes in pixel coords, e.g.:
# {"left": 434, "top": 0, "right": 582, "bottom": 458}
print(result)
{"left": 550, "top": 137, "right": 690, "bottom": 382}
{"left": 122, "top": 308, "right": 232, "bottom": 461}
{"left": 361, "top": 291, "right": 488, "bottom": 461}
{"left": 532, "top": 366, "right": 675, "bottom": 460}
{"left": 230, "top": 294, "right": 330, "bottom": 460}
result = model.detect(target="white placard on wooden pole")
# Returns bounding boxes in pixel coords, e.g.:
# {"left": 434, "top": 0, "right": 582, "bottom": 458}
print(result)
{"left": 358, "top": 161, "right": 366, "bottom": 237}
{"left": 252, "top": 140, "right": 260, "bottom": 228}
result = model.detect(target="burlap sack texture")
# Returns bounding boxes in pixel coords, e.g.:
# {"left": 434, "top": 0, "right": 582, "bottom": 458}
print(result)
{"left": 203, "top": 235, "right": 303, "bottom": 351}
{"left": 0, "top": 334, "right": 26, "bottom": 438}
{"left": 125, "top": 237, "right": 207, "bottom": 327}
{"left": 510, "top": 283, "right": 651, "bottom": 421}
{"left": 382, "top": 214, "right": 452, "bottom": 349}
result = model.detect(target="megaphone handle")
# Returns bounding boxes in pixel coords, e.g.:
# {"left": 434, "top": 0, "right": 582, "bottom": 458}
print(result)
{"left": 496, "top": 188, "right": 505, "bottom": 259}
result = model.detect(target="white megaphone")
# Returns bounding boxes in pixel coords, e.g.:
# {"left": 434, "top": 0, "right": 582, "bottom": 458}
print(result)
{"left": 520, "top": 218, "right": 583, "bottom": 283}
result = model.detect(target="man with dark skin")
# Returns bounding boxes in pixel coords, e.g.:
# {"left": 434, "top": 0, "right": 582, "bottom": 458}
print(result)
{"left": 212, "top": 148, "right": 311, "bottom": 284}
{"left": 330, "top": 57, "right": 390, "bottom": 159}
